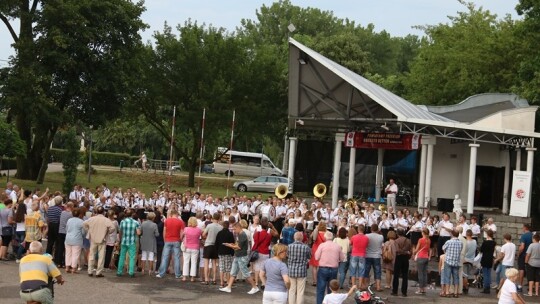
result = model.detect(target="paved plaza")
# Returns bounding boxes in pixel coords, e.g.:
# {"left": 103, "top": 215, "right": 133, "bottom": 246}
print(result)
{"left": 1, "top": 259, "right": 535, "bottom": 304}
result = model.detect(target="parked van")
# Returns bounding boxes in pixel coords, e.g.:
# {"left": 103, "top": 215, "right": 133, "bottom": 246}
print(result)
{"left": 213, "top": 148, "right": 282, "bottom": 177}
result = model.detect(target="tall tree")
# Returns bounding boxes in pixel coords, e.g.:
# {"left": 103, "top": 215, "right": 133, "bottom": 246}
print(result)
{"left": 0, "top": 0, "right": 146, "bottom": 183}
{"left": 404, "top": 1, "right": 521, "bottom": 105}
{"left": 516, "top": 0, "right": 540, "bottom": 104}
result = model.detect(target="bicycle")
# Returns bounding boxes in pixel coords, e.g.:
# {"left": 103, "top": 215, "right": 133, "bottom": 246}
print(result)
{"left": 130, "top": 159, "right": 149, "bottom": 172}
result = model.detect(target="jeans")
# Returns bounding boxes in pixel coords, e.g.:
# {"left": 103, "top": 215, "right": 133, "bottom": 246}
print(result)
{"left": 316, "top": 266, "right": 338, "bottom": 304}
{"left": 338, "top": 260, "right": 349, "bottom": 288}
{"left": 444, "top": 263, "right": 459, "bottom": 285}
{"left": 496, "top": 264, "right": 509, "bottom": 283}
{"left": 230, "top": 255, "right": 250, "bottom": 278}
{"left": 349, "top": 256, "right": 365, "bottom": 278}
{"left": 117, "top": 243, "right": 137, "bottom": 275}
{"left": 417, "top": 258, "right": 429, "bottom": 288}
{"left": 182, "top": 248, "right": 199, "bottom": 277}
{"left": 363, "top": 257, "right": 382, "bottom": 280}
{"left": 392, "top": 255, "right": 409, "bottom": 295}
{"left": 15, "top": 231, "right": 25, "bottom": 258}
{"left": 482, "top": 266, "right": 492, "bottom": 290}
{"left": 158, "top": 241, "right": 181, "bottom": 277}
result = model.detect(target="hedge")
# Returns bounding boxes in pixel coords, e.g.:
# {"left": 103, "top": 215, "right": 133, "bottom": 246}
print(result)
{"left": 50, "top": 148, "right": 138, "bottom": 167}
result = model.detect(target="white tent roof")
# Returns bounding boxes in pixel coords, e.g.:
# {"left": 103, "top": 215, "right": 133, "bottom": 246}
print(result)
{"left": 288, "top": 38, "right": 540, "bottom": 143}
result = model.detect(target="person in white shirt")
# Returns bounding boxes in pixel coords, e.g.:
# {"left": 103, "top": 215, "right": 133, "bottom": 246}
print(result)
{"left": 469, "top": 216, "right": 481, "bottom": 241}
{"left": 384, "top": 179, "right": 398, "bottom": 211}
{"left": 322, "top": 280, "right": 357, "bottom": 304}
{"left": 437, "top": 213, "right": 454, "bottom": 259}
{"left": 496, "top": 234, "right": 517, "bottom": 290}
{"left": 497, "top": 268, "right": 525, "bottom": 304}
{"left": 457, "top": 214, "right": 469, "bottom": 237}
{"left": 393, "top": 210, "right": 408, "bottom": 231}
{"left": 483, "top": 218, "right": 497, "bottom": 239}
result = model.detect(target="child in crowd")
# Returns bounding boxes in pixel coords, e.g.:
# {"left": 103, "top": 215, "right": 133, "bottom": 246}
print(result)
{"left": 323, "top": 279, "right": 357, "bottom": 304}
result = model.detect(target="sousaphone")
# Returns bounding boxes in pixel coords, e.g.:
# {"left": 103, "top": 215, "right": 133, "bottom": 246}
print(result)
{"left": 275, "top": 185, "right": 288, "bottom": 199}
{"left": 313, "top": 183, "right": 327, "bottom": 198}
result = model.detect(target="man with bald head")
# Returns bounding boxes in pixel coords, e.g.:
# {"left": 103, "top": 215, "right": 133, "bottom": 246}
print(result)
{"left": 287, "top": 232, "right": 311, "bottom": 304}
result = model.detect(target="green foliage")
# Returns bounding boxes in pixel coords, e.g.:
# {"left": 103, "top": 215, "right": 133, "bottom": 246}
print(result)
{"left": 515, "top": 0, "right": 540, "bottom": 103}
{"left": 404, "top": 1, "right": 521, "bottom": 105}
{"left": 0, "top": 0, "right": 147, "bottom": 181}
{"left": 62, "top": 128, "right": 79, "bottom": 194}
{"left": 50, "top": 148, "right": 136, "bottom": 167}
{"left": 0, "top": 118, "right": 26, "bottom": 158}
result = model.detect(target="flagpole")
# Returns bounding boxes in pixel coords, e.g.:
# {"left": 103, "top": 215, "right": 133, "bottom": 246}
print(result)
{"left": 197, "top": 108, "right": 206, "bottom": 192}
{"left": 226, "top": 110, "right": 236, "bottom": 197}
{"left": 167, "top": 105, "right": 176, "bottom": 189}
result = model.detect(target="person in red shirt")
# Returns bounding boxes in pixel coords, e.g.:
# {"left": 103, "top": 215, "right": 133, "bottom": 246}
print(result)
{"left": 156, "top": 210, "right": 185, "bottom": 279}
{"left": 349, "top": 224, "right": 369, "bottom": 288}
{"left": 252, "top": 217, "right": 278, "bottom": 289}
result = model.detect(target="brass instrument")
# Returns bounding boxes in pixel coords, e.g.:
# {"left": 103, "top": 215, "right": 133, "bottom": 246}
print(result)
{"left": 344, "top": 198, "right": 356, "bottom": 210}
{"left": 275, "top": 185, "right": 288, "bottom": 199}
{"left": 313, "top": 183, "right": 327, "bottom": 198}
{"left": 378, "top": 203, "right": 387, "bottom": 213}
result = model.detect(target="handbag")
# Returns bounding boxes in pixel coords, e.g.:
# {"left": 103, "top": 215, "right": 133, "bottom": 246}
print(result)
{"left": 249, "top": 231, "right": 262, "bottom": 262}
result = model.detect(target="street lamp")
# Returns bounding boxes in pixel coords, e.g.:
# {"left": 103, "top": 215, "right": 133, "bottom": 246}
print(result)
{"left": 88, "top": 125, "right": 93, "bottom": 183}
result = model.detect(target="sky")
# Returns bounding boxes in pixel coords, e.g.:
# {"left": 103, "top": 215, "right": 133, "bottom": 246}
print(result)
{"left": 0, "top": 0, "right": 520, "bottom": 66}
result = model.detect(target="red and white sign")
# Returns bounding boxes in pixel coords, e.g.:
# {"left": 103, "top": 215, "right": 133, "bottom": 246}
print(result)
{"left": 344, "top": 132, "right": 421, "bottom": 150}
{"left": 510, "top": 170, "right": 532, "bottom": 217}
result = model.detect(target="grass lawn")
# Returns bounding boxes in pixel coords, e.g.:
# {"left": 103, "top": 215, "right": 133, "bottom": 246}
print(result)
{"left": 1, "top": 169, "right": 265, "bottom": 198}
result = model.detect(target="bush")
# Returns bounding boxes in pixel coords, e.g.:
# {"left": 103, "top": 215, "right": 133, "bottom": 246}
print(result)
{"left": 50, "top": 148, "right": 136, "bottom": 167}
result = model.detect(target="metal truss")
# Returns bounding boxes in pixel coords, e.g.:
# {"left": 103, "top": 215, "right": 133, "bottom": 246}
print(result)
{"left": 399, "top": 122, "right": 534, "bottom": 147}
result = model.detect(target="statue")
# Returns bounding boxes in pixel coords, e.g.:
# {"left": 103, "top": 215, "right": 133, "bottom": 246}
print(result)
{"left": 453, "top": 194, "right": 463, "bottom": 219}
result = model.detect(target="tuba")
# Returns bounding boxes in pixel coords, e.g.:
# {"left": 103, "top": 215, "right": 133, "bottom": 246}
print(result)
{"left": 275, "top": 185, "right": 288, "bottom": 199}
{"left": 379, "top": 203, "right": 387, "bottom": 213}
{"left": 345, "top": 198, "right": 356, "bottom": 210}
{"left": 313, "top": 183, "right": 327, "bottom": 198}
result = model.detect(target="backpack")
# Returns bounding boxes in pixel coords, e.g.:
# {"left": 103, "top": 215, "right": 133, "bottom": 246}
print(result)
{"left": 382, "top": 242, "right": 393, "bottom": 263}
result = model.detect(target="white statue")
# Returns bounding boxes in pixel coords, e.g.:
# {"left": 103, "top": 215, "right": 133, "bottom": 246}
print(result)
{"left": 453, "top": 194, "right": 463, "bottom": 218}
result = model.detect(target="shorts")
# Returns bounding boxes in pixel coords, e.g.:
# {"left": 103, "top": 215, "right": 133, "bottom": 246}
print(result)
{"left": 1, "top": 235, "right": 13, "bottom": 245}
{"left": 230, "top": 255, "right": 250, "bottom": 278}
{"left": 141, "top": 251, "right": 155, "bottom": 261}
{"left": 518, "top": 255, "right": 526, "bottom": 270}
{"left": 219, "top": 255, "right": 233, "bottom": 273}
{"left": 253, "top": 253, "right": 269, "bottom": 272}
{"left": 349, "top": 256, "right": 365, "bottom": 278}
{"left": 527, "top": 264, "right": 540, "bottom": 282}
{"left": 497, "top": 264, "right": 511, "bottom": 280}
{"left": 203, "top": 245, "right": 218, "bottom": 260}
{"left": 363, "top": 257, "right": 382, "bottom": 279}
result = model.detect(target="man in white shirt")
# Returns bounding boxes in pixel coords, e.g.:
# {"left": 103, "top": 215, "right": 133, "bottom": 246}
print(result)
{"left": 496, "top": 233, "right": 516, "bottom": 290}
{"left": 483, "top": 218, "right": 497, "bottom": 239}
{"left": 457, "top": 214, "right": 469, "bottom": 237}
{"left": 437, "top": 213, "right": 454, "bottom": 259}
{"left": 469, "top": 216, "right": 481, "bottom": 241}
{"left": 384, "top": 179, "right": 398, "bottom": 211}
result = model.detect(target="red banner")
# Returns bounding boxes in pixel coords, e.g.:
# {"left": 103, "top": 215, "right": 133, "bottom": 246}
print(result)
{"left": 344, "top": 132, "right": 421, "bottom": 150}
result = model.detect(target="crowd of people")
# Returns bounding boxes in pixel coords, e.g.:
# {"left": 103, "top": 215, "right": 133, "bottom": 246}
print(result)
{"left": 0, "top": 180, "right": 536, "bottom": 304}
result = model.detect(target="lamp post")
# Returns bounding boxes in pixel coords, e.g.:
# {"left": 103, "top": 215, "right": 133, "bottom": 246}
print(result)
{"left": 88, "top": 126, "right": 93, "bottom": 183}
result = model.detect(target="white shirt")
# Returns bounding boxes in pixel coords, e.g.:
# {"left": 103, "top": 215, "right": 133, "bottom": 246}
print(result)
{"left": 498, "top": 278, "right": 517, "bottom": 304}
{"left": 439, "top": 220, "right": 454, "bottom": 237}
{"left": 470, "top": 223, "right": 481, "bottom": 237}
{"left": 322, "top": 293, "right": 348, "bottom": 304}
{"left": 501, "top": 242, "right": 516, "bottom": 266}
{"left": 483, "top": 223, "right": 497, "bottom": 238}
{"left": 393, "top": 218, "right": 408, "bottom": 230}
{"left": 458, "top": 223, "right": 469, "bottom": 236}
{"left": 385, "top": 184, "right": 398, "bottom": 198}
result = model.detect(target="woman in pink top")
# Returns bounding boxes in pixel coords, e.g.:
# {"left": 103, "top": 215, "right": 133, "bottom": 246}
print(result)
{"left": 349, "top": 225, "right": 369, "bottom": 288}
{"left": 413, "top": 228, "right": 431, "bottom": 294}
{"left": 182, "top": 217, "right": 202, "bottom": 281}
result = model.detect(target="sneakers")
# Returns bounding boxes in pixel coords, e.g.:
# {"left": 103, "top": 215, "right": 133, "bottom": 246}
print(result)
{"left": 15, "top": 259, "right": 20, "bottom": 264}
{"left": 156, "top": 274, "right": 163, "bottom": 278}
{"left": 491, "top": 284, "right": 499, "bottom": 289}
{"left": 517, "top": 285, "right": 523, "bottom": 292}
{"left": 219, "top": 287, "right": 232, "bottom": 293}
{"left": 247, "top": 287, "right": 260, "bottom": 294}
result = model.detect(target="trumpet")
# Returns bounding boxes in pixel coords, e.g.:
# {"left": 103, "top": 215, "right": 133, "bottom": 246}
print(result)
{"left": 344, "top": 198, "right": 356, "bottom": 210}
{"left": 313, "top": 183, "right": 327, "bottom": 198}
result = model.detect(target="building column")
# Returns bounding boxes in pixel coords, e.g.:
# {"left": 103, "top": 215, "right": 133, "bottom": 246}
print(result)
{"left": 502, "top": 149, "right": 510, "bottom": 214}
{"left": 527, "top": 147, "right": 536, "bottom": 173}
{"left": 347, "top": 148, "right": 356, "bottom": 199}
{"left": 417, "top": 144, "right": 427, "bottom": 211}
{"left": 516, "top": 148, "right": 522, "bottom": 171}
{"left": 331, "top": 134, "right": 344, "bottom": 208}
{"left": 467, "top": 144, "right": 480, "bottom": 214}
{"left": 424, "top": 143, "right": 435, "bottom": 209}
{"left": 375, "top": 149, "right": 385, "bottom": 202}
{"left": 287, "top": 137, "right": 298, "bottom": 193}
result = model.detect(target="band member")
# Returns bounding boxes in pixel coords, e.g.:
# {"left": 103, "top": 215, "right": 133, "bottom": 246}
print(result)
{"left": 385, "top": 179, "right": 398, "bottom": 211}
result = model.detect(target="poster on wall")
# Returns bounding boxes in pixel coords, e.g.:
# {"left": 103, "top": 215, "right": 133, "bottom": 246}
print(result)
{"left": 509, "top": 170, "right": 532, "bottom": 217}
{"left": 344, "top": 132, "right": 421, "bottom": 150}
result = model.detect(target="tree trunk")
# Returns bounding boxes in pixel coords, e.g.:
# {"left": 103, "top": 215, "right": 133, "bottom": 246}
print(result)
{"left": 188, "top": 163, "right": 196, "bottom": 188}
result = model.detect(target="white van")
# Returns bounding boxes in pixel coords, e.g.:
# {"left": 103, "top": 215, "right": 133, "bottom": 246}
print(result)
{"left": 213, "top": 149, "right": 283, "bottom": 177}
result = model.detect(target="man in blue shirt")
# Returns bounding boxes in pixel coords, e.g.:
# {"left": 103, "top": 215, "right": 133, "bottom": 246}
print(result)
{"left": 280, "top": 219, "right": 296, "bottom": 245}
{"left": 518, "top": 223, "right": 533, "bottom": 291}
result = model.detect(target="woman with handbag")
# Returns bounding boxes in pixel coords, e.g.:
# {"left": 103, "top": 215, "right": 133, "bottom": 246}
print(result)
{"left": 413, "top": 228, "right": 431, "bottom": 294}
{"left": 0, "top": 199, "right": 15, "bottom": 261}
{"left": 309, "top": 221, "right": 327, "bottom": 286}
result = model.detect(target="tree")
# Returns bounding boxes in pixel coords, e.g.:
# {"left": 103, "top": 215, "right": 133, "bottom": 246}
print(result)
{"left": 403, "top": 1, "right": 521, "bottom": 105}
{"left": 516, "top": 0, "right": 540, "bottom": 104}
{"left": 0, "top": 0, "right": 146, "bottom": 183}
{"left": 62, "top": 128, "right": 79, "bottom": 195}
